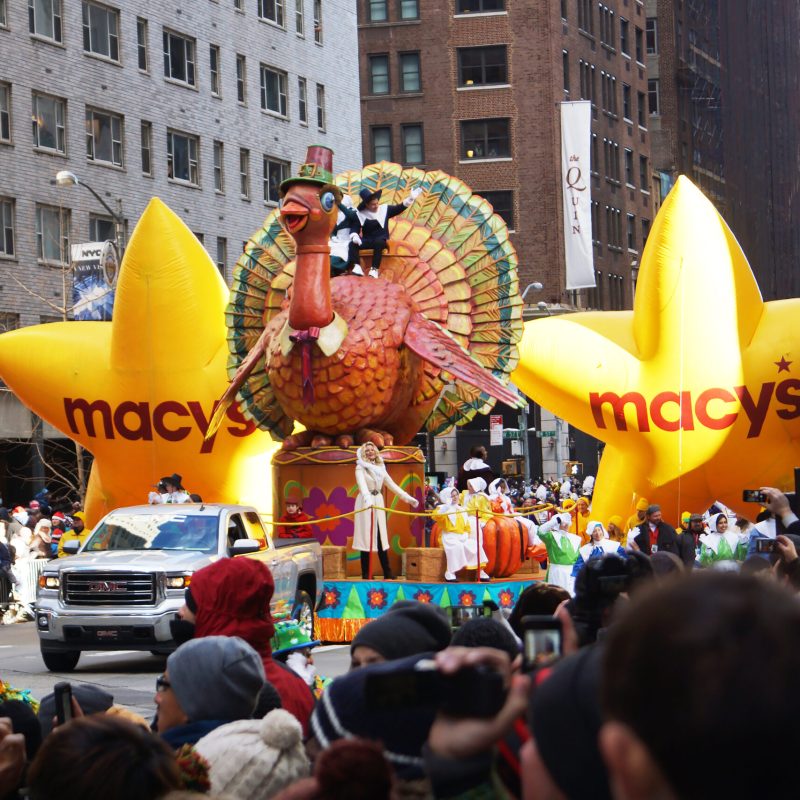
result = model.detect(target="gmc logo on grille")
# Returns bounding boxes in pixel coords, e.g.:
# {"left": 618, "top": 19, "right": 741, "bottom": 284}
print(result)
{"left": 87, "top": 581, "right": 127, "bottom": 593}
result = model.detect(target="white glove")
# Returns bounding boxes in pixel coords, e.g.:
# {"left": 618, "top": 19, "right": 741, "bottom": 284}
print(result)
{"left": 341, "top": 195, "right": 354, "bottom": 209}
{"left": 350, "top": 232, "right": 362, "bottom": 245}
{"left": 407, "top": 496, "right": 419, "bottom": 509}
{"left": 148, "top": 491, "right": 162, "bottom": 505}
{"left": 403, "top": 186, "right": 422, "bottom": 207}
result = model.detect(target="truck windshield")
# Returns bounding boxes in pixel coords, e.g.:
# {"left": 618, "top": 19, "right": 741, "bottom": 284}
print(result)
{"left": 83, "top": 513, "right": 218, "bottom": 554}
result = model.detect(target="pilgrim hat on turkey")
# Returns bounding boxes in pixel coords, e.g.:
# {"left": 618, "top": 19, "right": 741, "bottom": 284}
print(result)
{"left": 279, "top": 144, "right": 341, "bottom": 199}
{"left": 357, "top": 188, "right": 382, "bottom": 211}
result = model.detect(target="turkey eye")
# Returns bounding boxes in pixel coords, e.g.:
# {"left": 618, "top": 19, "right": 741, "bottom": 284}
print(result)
{"left": 320, "top": 191, "right": 335, "bottom": 211}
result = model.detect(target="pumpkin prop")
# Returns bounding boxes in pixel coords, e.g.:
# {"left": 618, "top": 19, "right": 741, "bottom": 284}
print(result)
{"left": 482, "top": 516, "right": 529, "bottom": 578}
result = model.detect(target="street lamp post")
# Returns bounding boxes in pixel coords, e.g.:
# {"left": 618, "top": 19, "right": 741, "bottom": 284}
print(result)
{"left": 55, "top": 170, "right": 126, "bottom": 255}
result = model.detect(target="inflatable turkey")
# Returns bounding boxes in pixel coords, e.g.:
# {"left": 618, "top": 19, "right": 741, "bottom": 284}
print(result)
{"left": 210, "top": 147, "right": 524, "bottom": 449}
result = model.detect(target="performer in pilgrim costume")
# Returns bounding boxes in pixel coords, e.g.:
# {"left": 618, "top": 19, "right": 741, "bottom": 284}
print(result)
{"left": 328, "top": 195, "right": 363, "bottom": 276}
{"left": 489, "top": 478, "right": 543, "bottom": 550}
{"left": 353, "top": 442, "right": 418, "bottom": 579}
{"left": 432, "top": 487, "right": 490, "bottom": 582}
{"left": 356, "top": 186, "right": 422, "bottom": 277}
{"left": 699, "top": 512, "right": 747, "bottom": 570}
{"left": 461, "top": 477, "right": 493, "bottom": 582}
{"left": 571, "top": 520, "right": 626, "bottom": 577}
{"left": 537, "top": 512, "right": 582, "bottom": 595}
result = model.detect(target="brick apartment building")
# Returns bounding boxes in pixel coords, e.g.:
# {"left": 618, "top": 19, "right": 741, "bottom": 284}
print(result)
{"left": 357, "top": 0, "right": 653, "bottom": 314}
{"left": 645, "top": 0, "right": 724, "bottom": 213}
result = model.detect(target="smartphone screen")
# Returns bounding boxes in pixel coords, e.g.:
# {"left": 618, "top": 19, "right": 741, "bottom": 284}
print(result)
{"left": 756, "top": 538, "right": 776, "bottom": 553}
{"left": 521, "top": 615, "right": 563, "bottom": 669}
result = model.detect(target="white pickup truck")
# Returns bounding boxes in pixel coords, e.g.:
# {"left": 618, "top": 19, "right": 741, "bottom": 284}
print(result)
{"left": 35, "top": 503, "right": 322, "bottom": 672}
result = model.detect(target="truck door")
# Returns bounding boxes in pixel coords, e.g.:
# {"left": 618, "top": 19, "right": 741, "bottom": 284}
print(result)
{"left": 243, "top": 511, "right": 292, "bottom": 619}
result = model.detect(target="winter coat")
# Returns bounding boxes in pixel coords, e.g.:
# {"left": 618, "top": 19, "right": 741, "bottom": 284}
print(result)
{"left": 190, "top": 558, "right": 315, "bottom": 735}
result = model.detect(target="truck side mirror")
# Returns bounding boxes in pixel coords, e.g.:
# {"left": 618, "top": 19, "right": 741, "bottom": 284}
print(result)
{"left": 62, "top": 540, "right": 81, "bottom": 555}
{"left": 230, "top": 538, "right": 261, "bottom": 556}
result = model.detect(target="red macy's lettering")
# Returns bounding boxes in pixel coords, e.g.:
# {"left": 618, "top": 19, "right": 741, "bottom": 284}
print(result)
{"left": 63, "top": 398, "right": 256, "bottom": 454}
{"left": 589, "top": 379, "right": 800, "bottom": 439}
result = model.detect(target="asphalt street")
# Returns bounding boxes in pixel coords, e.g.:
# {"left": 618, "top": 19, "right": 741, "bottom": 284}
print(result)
{"left": 0, "top": 622, "right": 351, "bottom": 719}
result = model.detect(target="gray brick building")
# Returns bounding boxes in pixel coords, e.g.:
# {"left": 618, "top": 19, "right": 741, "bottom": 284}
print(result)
{"left": 0, "top": 0, "right": 361, "bottom": 498}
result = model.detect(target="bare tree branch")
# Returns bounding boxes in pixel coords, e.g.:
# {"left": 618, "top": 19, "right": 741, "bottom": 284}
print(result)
{"left": 8, "top": 272, "right": 65, "bottom": 315}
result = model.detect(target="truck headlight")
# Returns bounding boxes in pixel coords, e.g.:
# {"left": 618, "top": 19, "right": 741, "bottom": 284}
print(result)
{"left": 38, "top": 575, "right": 60, "bottom": 589}
{"left": 166, "top": 575, "right": 192, "bottom": 589}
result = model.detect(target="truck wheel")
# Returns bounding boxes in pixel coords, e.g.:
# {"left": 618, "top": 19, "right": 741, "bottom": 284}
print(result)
{"left": 292, "top": 590, "right": 315, "bottom": 640}
{"left": 41, "top": 649, "right": 81, "bottom": 672}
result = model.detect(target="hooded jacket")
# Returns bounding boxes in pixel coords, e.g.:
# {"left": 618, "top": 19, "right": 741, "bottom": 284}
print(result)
{"left": 190, "top": 558, "right": 315, "bottom": 735}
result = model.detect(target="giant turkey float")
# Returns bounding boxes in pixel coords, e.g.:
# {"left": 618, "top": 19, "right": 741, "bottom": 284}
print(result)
{"left": 211, "top": 146, "right": 543, "bottom": 640}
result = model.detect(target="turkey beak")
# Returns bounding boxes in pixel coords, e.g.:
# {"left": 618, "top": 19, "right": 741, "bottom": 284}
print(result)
{"left": 281, "top": 199, "right": 309, "bottom": 234}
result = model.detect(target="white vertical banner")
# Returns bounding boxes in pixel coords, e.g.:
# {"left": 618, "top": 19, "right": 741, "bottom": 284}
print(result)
{"left": 560, "top": 101, "right": 595, "bottom": 289}
{"left": 489, "top": 415, "right": 503, "bottom": 446}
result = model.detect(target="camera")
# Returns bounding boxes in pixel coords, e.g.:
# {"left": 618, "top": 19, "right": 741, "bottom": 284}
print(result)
{"left": 756, "top": 538, "right": 777, "bottom": 554}
{"left": 54, "top": 681, "right": 73, "bottom": 725}
{"left": 743, "top": 489, "right": 766, "bottom": 504}
{"left": 521, "top": 615, "right": 562, "bottom": 669}
{"left": 364, "top": 658, "right": 507, "bottom": 718}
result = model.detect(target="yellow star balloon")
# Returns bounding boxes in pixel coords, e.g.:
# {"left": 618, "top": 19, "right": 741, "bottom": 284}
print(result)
{"left": 513, "top": 177, "right": 800, "bottom": 522}
{"left": 0, "top": 199, "right": 279, "bottom": 523}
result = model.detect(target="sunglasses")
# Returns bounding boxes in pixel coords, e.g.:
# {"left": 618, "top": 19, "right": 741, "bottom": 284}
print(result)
{"left": 155, "top": 675, "right": 171, "bottom": 693}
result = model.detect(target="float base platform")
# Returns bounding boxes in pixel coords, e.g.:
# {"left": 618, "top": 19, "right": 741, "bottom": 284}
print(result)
{"left": 314, "top": 574, "right": 540, "bottom": 643}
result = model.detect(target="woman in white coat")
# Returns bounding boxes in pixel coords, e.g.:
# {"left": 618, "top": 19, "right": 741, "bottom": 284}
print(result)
{"left": 353, "top": 442, "right": 418, "bottom": 579}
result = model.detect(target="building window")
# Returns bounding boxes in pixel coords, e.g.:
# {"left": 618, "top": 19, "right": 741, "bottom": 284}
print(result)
{"left": 28, "top": 0, "right": 62, "bottom": 41}
{"left": 0, "top": 0, "right": 6, "bottom": 28}
{"left": 216, "top": 237, "right": 227, "bottom": 277}
{"left": 316, "top": 83, "right": 325, "bottom": 130}
{"left": 82, "top": 2, "right": 119, "bottom": 61}
{"left": 89, "top": 214, "right": 114, "bottom": 242}
{"left": 234, "top": 0, "right": 243, "bottom": 10}
{"left": 0, "top": 198, "right": 14, "bottom": 258}
{"left": 32, "top": 93, "right": 66, "bottom": 153}
{"left": 627, "top": 213, "right": 636, "bottom": 251}
{"left": 368, "top": 0, "right": 387, "bottom": 21}
{"left": 36, "top": 204, "right": 70, "bottom": 263}
{"left": 620, "top": 17, "right": 629, "bottom": 55}
{"left": 167, "top": 129, "right": 199, "bottom": 185}
{"left": 0, "top": 312, "right": 20, "bottom": 331}
{"left": 579, "top": 59, "right": 595, "bottom": 104}
{"left": 0, "top": 83, "right": 11, "bottom": 143}
{"left": 599, "top": 5, "right": 614, "bottom": 49}
{"left": 577, "top": 0, "right": 593, "bottom": 35}
{"left": 85, "top": 107, "right": 123, "bottom": 166}
{"left": 258, "top": 0, "right": 284, "bottom": 26}
{"left": 163, "top": 29, "right": 196, "bottom": 86}
{"left": 210, "top": 44, "right": 221, "bottom": 96}
{"left": 461, "top": 118, "right": 510, "bottom": 159}
{"left": 240, "top": 148, "right": 250, "bottom": 198}
{"left": 401, "top": 123, "right": 423, "bottom": 164}
{"left": 605, "top": 206, "right": 622, "bottom": 250}
{"left": 634, "top": 26, "right": 643, "bottom": 62}
{"left": 637, "top": 90, "right": 646, "bottom": 126}
{"left": 601, "top": 71, "right": 617, "bottom": 116}
{"left": 236, "top": 55, "right": 246, "bottom": 103}
{"left": 371, "top": 126, "right": 391, "bottom": 161}
{"left": 639, "top": 155, "right": 649, "bottom": 189}
{"left": 607, "top": 272, "right": 624, "bottom": 309}
{"left": 295, "top": 0, "right": 304, "bottom": 35}
{"left": 562, "top": 50, "right": 569, "bottom": 96}
{"left": 399, "top": 0, "right": 418, "bottom": 19}
{"left": 561, "top": 0, "right": 567, "bottom": 21}
{"left": 624, "top": 148, "right": 634, "bottom": 186}
{"left": 399, "top": 52, "right": 421, "bottom": 92}
{"left": 648, "top": 78, "right": 659, "bottom": 115}
{"left": 368, "top": 55, "right": 389, "bottom": 94}
{"left": 641, "top": 217, "right": 650, "bottom": 246}
{"left": 263, "top": 156, "right": 289, "bottom": 204}
{"left": 622, "top": 82, "right": 632, "bottom": 121}
{"left": 137, "top": 18, "right": 148, "bottom": 71}
{"left": 298, "top": 76, "right": 307, "bottom": 122}
{"left": 590, "top": 133, "right": 598, "bottom": 176}
{"left": 313, "top": 0, "right": 322, "bottom": 42}
{"left": 261, "top": 65, "right": 288, "bottom": 116}
{"left": 456, "top": 0, "right": 505, "bottom": 12}
{"left": 645, "top": 17, "right": 657, "bottom": 54}
{"left": 141, "top": 120, "right": 152, "bottom": 175}
{"left": 481, "top": 190, "right": 514, "bottom": 230}
{"left": 213, "top": 140, "right": 224, "bottom": 192}
{"left": 591, "top": 200, "right": 601, "bottom": 247}
{"left": 457, "top": 45, "right": 507, "bottom": 86}
{"left": 603, "top": 138, "right": 620, "bottom": 183}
